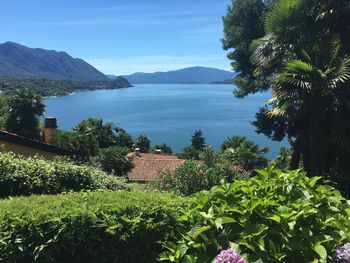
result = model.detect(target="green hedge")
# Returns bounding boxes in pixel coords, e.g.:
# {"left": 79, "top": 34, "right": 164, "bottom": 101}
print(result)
{"left": 0, "top": 190, "right": 186, "bottom": 262}
{"left": 0, "top": 152, "right": 131, "bottom": 197}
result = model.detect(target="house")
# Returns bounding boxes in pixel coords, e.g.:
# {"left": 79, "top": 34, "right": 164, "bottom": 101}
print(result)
{"left": 0, "top": 117, "right": 69, "bottom": 159}
{"left": 127, "top": 150, "right": 185, "bottom": 183}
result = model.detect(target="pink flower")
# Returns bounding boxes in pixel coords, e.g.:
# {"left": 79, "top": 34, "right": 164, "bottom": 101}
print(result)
{"left": 215, "top": 248, "right": 246, "bottom": 263}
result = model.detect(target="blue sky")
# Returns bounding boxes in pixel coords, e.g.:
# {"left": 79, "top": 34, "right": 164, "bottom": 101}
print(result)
{"left": 0, "top": 0, "right": 233, "bottom": 75}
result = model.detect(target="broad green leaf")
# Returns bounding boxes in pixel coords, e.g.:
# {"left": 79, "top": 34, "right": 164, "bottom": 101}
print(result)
{"left": 314, "top": 243, "right": 327, "bottom": 262}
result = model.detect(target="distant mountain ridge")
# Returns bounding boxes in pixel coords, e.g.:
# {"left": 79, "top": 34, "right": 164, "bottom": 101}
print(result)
{"left": 0, "top": 42, "right": 109, "bottom": 81}
{"left": 122, "top": 66, "right": 235, "bottom": 84}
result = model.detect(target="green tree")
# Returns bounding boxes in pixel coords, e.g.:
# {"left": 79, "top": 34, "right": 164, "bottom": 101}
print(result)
{"left": 74, "top": 118, "right": 116, "bottom": 148}
{"left": 221, "top": 136, "right": 269, "bottom": 170}
{"left": 177, "top": 146, "right": 201, "bottom": 160}
{"left": 223, "top": 0, "right": 350, "bottom": 188}
{"left": 95, "top": 146, "right": 133, "bottom": 176}
{"left": 5, "top": 88, "right": 45, "bottom": 139}
{"left": 271, "top": 146, "right": 291, "bottom": 171}
{"left": 114, "top": 127, "right": 133, "bottom": 149}
{"left": 57, "top": 130, "right": 99, "bottom": 162}
{"left": 0, "top": 93, "right": 9, "bottom": 128}
{"left": 135, "top": 134, "right": 150, "bottom": 153}
{"left": 57, "top": 119, "right": 135, "bottom": 162}
{"left": 251, "top": 0, "right": 350, "bottom": 177}
{"left": 222, "top": 0, "right": 276, "bottom": 97}
{"left": 191, "top": 129, "right": 206, "bottom": 150}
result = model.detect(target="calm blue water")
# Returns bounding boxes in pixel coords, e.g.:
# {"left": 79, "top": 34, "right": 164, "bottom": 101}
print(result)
{"left": 44, "top": 84, "right": 287, "bottom": 157}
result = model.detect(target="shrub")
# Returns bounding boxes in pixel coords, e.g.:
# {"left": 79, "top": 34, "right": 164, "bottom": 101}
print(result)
{"left": 0, "top": 152, "right": 131, "bottom": 197}
{"left": 154, "top": 159, "right": 249, "bottom": 197}
{"left": 160, "top": 167, "right": 350, "bottom": 262}
{"left": 177, "top": 146, "right": 202, "bottom": 160}
{"left": 0, "top": 190, "right": 186, "bottom": 262}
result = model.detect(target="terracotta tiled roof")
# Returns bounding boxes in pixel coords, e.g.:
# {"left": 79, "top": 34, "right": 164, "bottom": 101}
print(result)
{"left": 127, "top": 153, "right": 185, "bottom": 182}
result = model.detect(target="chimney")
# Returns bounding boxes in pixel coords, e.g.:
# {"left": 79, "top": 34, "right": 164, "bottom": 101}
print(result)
{"left": 42, "top": 117, "right": 58, "bottom": 145}
{"left": 135, "top": 147, "right": 141, "bottom": 157}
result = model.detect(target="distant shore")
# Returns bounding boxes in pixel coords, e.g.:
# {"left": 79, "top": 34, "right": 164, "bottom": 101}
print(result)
{"left": 0, "top": 77, "right": 133, "bottom": 97}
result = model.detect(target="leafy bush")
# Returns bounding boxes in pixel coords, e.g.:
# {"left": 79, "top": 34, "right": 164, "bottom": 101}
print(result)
{"left": 153, "top": 159, "right": 249, "bottom": 197}
{"left": 0, "top": 190, "right": 186, "bottom": 262}
{"left": 177, "top": 146, "right": 202, "bottom": 160}
{"left": 160, "top": 167, "right": 350, "bottom": 262}
{"left": 0, "top": 152, "right": 131, "bottom": 197}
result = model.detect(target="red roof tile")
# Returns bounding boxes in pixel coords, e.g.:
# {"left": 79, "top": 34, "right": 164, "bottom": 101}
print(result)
{"left": 127, "top": 153, "right": 185, "bottom": 182}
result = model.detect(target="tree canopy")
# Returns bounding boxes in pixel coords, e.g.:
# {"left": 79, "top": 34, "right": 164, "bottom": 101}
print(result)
{"left": 0, "top": 93, "right": 9, "bottom": 128}
{"left": 221, "top": 135, "right": 269, "bottom": 170}
{"left": 5, "top": 88, "right": 45, "bottom": 139}
{"left": 134, "top": 134, "right": 151, "bottom": 153}
{"left": 223, "top": 0, "right": 350, "bottom": 192}
{"left": 191, "top": 129, "right": 206, "bottom": 150}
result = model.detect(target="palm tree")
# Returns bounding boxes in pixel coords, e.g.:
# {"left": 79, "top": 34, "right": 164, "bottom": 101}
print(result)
{"left": 5, "top": 88, "right": 45, "bottom": 139}
{"left": 221, "top": 136, "right": 269, "bottom": 170}
{"left": 251, "top": 0, "right": 350, "bottom": 178}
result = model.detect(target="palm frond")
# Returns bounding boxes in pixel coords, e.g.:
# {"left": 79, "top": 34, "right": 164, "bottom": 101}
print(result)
{"left": 265, "top": 0, "right": 304, "bottom": 36}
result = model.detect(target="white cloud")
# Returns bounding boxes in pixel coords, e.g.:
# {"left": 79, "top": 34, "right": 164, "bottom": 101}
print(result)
{"left": 86, "top": 54, "right": 231, "bottom": 75}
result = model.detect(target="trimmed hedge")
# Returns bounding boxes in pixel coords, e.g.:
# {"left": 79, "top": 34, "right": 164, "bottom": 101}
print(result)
{"left": 0, "top": 190, "right": 186, "bottom": 262}
{"left": 0, "top": 152, "right": 131, "bottom": 197}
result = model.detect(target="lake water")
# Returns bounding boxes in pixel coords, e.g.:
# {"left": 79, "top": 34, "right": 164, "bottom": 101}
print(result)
{"left": 44, "top": 84, "right": 287, "bottom": 157}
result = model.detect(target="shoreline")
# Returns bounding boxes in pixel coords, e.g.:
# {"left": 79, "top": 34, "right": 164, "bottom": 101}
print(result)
{"left": 42, "top": 86, "right": 132, "bottom": 99}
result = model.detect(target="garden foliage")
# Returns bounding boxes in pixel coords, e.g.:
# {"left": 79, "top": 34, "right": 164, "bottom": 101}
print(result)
{"left": 0, "top": 190, "right": 185, "bottom": 262}
{"left": 160, "top": 167, "right": 350, "bottom": 262}
{"left": 94, "top": 146, "right": 133, "bottom": 176}
{"left": 153, "top": 158, "right": 249, "bottom": 197}
{"left": 0, "top": 152, "right": 130, "bottom": 197}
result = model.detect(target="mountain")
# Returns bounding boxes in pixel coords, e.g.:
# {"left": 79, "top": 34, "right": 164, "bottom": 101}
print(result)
{"left": 107, "top": 74, "right": 118, "bottom": 80}
{"left": 123, "top": 66, "right": 234, "bottom": 84}
{"left": 0, "top": 42, "right": 109, "bottom": 81}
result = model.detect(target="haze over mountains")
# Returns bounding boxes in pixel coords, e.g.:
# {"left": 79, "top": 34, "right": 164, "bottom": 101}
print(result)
{"left": 0, "top": 42, "right": 234, "bottom": 84}
{"left": 122, "top": 67, "right": 234, "bottom": 84}
{"left": 0, "top": 42, "right": 109, "bottom": 82}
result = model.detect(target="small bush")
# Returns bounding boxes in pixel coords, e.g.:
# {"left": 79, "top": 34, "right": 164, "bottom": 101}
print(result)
{"left": 153, "top": 159, "right": 249, "bottom": 196}
{"left": 0, "top": 152, "right": 131, "bottom": 197}
{"left": 160, "top": 167, "right": 350, "bottom": 262}
{"left": 0, "top": 190, "right": 186, "bottom": 262}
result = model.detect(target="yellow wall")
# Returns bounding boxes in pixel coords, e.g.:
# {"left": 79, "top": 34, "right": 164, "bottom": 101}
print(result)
{"left": 0, "top": 140, "right": 59, "bottom": 160}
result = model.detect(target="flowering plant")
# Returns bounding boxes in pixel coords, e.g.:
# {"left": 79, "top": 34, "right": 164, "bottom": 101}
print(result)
{"left": 334, "top": 244, "right": 350, "bottom": 263}
{"left": 215, "top": 249, "right": 246, "bottom": 263}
